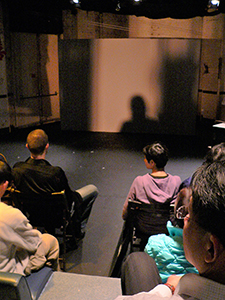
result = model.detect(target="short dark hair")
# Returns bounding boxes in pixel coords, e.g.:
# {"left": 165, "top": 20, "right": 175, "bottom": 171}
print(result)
{"left": 27, "top": 129, "right": 48, "bottom": 156}
{"left": 0, "top": 161, "right": 12, "bottom": 184}
{"left": 191, "top": 161, "right": 225, "bottom": 247}
{"left": 143, "top": 142, "right": 168, "bottom": 168}
{"left": 204, "top": 142, "right": 225, "bottom": 164}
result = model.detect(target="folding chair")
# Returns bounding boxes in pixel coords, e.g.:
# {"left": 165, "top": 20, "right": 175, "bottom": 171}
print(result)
{"left": 11, "top": 189, "right": 75, "bottom": 271}
{"left": 109, "top": 199, "right": 171, "bottom": 278}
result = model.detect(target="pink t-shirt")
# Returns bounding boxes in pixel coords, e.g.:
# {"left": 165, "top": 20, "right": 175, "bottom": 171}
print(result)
{"left": 122, "top": 173, "right": 181, "bottom": 219}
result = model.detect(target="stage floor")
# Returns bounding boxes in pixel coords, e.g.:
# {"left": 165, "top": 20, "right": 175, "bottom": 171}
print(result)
{"left": 0, "top": 122, "right": 210, "bottom": 276}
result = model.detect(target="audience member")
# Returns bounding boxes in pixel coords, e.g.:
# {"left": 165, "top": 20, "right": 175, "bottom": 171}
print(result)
{"left": 120, "top": 142, "right": 181, "bottom": 251}
{"left": 115, "top": 160, "right": 225, "bottom": 299}
{"left": 0, "top": 161, "right": 60, "bottom": 276}
{"left": 204, "top": 142, "right": 225, "bottom": 163}
{"left": 144, "top": 187, "right": 198, "bottom": 283}
{"left": 122, "top": 141, "right": 181, "bottom": 220}
{"left": 179, "top": 142, "right": 225, "bottom": 190}
{"left": 12, "top": 129, "right": 98, "bottom": 240}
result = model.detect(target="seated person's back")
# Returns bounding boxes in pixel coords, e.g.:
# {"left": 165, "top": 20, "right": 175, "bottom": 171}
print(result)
{"left": 122, "top": 142, "right": 181, "bottom": 222}
{"left": 122, "top": 142, "right": 181, "bottom": 249}
{"left": 13, "top": 158, "right": 72, "bottom": 200}
{"left": 11, "top": 129, "right": 99, "bottom": 240}
{"left": 12, "top": 129, "right": 76, "bottom": 208}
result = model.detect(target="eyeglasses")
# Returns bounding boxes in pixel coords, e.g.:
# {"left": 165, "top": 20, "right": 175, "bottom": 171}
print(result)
{"left": 176, "top": 205, "right": 188, "bottom": 219}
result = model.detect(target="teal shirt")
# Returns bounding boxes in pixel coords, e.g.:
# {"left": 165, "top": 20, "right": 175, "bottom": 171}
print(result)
{"left": 144, "top": 221, "right": 198, "bottom": 283}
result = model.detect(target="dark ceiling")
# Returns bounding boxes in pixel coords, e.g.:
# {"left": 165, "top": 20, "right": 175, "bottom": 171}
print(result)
{"left": 74, "top": 0, "right": 224, "bottom": 19}
{"left": 5, "top": 0, "right": 64, "bottom": 34}
{"left": 4, "top": 0, "right": 225, "bottom": 34}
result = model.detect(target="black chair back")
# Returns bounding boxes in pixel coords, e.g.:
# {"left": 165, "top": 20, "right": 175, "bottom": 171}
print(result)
{"left": 109, "top": 199, "right": 172, "bottom": 278}
{"left": 128, "top": 199, "right": 170, "bottom": 236}
{"left": 12, "top": 190, "right": 68, "bottom": 235}
{"left": 11, "top": 189, "right": 73, "bottom": 271}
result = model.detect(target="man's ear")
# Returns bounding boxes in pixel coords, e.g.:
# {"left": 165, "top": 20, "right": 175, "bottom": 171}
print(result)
{"left": 26, "top": 143, "right": 29, "bottom": 150}
{"left": 4, "top": 180, "right": 9, "bottom": 188}
{"left": 205, "top": 233, "right": 223, "bottom": 263}
{"left": 45, "top": 143, "right": 49, "bottom": 150}
{"left": 1, "top": 180, "right": 9, "bottom": 192}
{"left": 148, "top": 159, "right": 155, "bottom": 167}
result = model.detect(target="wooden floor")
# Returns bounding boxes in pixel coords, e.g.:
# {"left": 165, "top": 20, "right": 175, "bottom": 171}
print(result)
{"left": 0, "top": 121, "right": 218, "bottom": 276}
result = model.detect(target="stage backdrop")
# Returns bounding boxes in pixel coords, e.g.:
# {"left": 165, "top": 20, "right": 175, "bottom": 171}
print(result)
{"left": 59, "top": 39, "right": 200, "bottom": 135}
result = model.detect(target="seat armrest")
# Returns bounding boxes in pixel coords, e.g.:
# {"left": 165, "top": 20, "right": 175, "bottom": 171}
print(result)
{"left": 0, "top": 272, "right": 32, "bottom": 300}
{"left": 0, "top": 267, "right": 53, "bottom": 300}
{"left": 26, "top": 267, "right": 53, "bottom": 300}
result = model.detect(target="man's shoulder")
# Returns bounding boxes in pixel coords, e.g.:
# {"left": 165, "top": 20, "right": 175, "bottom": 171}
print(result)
{"left": 13, "top": 161, "right": 26, "bottom": 168}
{"left": 13, "top": 159, "right": 64, "bottom": 172}
{"left": 13, "top": 158, "right": 35, "bottom": 169}
{"left": 177, "top": 273, "right": 225, "bottom": 299}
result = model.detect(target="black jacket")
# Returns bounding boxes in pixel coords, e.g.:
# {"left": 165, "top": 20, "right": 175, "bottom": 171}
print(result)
{"left": 13, "top": 158, "right": 80, "bottom": 208}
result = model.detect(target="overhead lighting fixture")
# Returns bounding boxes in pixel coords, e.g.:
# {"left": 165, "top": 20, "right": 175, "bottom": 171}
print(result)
{"left": 207, "top": 0, "right": 220, "bottom": 12}
{"left": 70, "top": 0, "right": 81, "bottom": 6}
{"left": 133, "top": 0, "right": 143, "bottom": 5}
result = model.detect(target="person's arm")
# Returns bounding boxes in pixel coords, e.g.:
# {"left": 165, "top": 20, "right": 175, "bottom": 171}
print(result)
{"left": 164, "top": 275, "right": 182, "bottom": 295}
{"left": 114, "top": 285, "right": 173, "bottom": 299}
{"left": 114, "top": 275, "right": 182, "bottom": 299}
{"left": 171, "top": 176, "right": 182, "bottom": 203}
{"left": 56, "top": 167, "right": 75, "bottom": 207}
{"left": 13, "top": 210, "right": 42, "bottom": 253}
{"left": 122, "top": 197, "right": 129, "bottom": 220}
{"left": 122, "top": 276, "right": 182, "bottom": 299}
{"left": 122, "top": 178, "right": 138, "bottom": 220}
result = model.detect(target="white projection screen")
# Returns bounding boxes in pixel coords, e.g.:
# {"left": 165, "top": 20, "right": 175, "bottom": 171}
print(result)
{"left": 60, "top": 39, "right": 201, "bottom": 135}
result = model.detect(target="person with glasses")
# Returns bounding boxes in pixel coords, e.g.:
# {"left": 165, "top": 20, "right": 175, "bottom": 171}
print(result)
{"left": 144, "top": 187, "right": 198, "bottom": 284}
{"left": 115, "top": 160, "right": 225, "bottom": 299}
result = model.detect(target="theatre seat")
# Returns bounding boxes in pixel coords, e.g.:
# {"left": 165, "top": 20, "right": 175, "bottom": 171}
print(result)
{"left": 0, "top": 267, "right": 53, "bottom": 300}
{"left": 10, "top": 189, "right": 74, "bottom": 271}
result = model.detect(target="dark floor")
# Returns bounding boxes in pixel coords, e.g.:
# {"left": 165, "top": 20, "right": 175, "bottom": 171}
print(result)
{"left": 0, "top": 121, "right": 220, "bottom": 277}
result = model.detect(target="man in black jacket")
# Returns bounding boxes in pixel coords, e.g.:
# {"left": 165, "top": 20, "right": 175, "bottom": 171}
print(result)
{"left": 13, "top": 129, "right": 98, "bottom": 242}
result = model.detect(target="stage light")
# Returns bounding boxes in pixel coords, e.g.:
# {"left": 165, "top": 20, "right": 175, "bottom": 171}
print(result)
{"left": 133, "top": 0, "right": 143, "bottom": 5}
{"left": 70, "top": 0, "right": 81, "bottom": 6}
{"left": 207, "top": 0, "right": 220, "bottom": 12}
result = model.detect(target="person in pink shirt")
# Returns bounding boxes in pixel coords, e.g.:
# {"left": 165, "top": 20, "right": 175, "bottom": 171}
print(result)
{"left": 122, "top": 142, "right": 181, "bottom": 248}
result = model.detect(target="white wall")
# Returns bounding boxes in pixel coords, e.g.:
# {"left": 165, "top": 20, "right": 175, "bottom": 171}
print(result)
{"left": 60, "top": 38, "right": 200, "bottom": 135}
{"left": 90, "top": 39, "right": 200, "bottom": 134}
